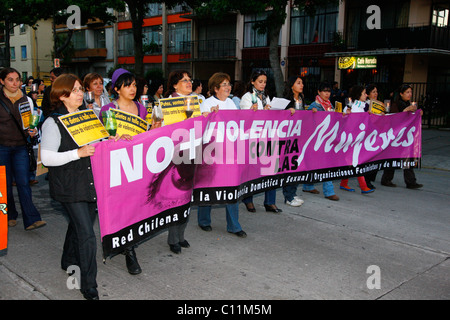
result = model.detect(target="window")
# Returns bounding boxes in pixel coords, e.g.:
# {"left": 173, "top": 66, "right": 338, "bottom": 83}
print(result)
{"left": 19, "top": 24, "right": 27, "bottom": 34}
{"left": 146, "top": 3, "right": 162, "bottom": 17}
{"left": 433, "top": 7, "right": 449, "bottom": 27}
{"left": 244, "top": 12, "right": 269, "bottom": 48}
{"left": 290, "top": 4, "right": 338, "bottom": 45}
{"left": 21, "top": 45, "right": 27, "bottom": 60}
{"left": 10, "top": 47, "right": 15, "bottom": 60}
{"left": 168, "top": 22, "right": 191, "bottom": 53}
{"left": 94, "top": 29, "right": 106, "bottom": 48}
{"left": 118, "top": 29, "right": 134, "bottom": 56}
{"left": 143, "top": 25, "right": 163, "bottom": 54}
{"left": 71, "top": 30, "right": 86, "bottom": 50}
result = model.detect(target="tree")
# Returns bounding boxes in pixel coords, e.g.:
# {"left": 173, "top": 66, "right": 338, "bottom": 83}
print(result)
{"left": 188, "top": 0, "right": 339, "bottom": 96}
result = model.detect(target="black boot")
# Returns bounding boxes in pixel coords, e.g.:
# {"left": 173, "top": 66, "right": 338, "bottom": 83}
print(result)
{"left": 124, "top": 247, "right": 142, "bottom": 275}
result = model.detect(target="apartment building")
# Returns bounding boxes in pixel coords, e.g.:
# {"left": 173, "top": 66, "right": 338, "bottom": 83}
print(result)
{"left": 1, "top": 20, "right": 53, "bottom": 82}
{"left": 326, "top": 0, "right": 450, "bottom": 101}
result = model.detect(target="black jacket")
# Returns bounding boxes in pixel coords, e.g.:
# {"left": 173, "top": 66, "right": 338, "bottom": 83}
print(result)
{"left": 47, "top": 105, "right": 97, "bottom": 203}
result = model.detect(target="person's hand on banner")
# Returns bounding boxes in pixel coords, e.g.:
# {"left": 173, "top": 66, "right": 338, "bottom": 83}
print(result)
{"left": 78, "top": 144, "right": 95, "bottom": 158}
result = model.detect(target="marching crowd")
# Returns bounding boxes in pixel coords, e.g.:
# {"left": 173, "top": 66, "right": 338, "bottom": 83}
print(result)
{"left": 0, "top": 66, "right": 423, "bottom": 300}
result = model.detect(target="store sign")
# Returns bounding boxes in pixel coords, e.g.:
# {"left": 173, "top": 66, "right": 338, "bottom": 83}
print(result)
{"left": 338, "top": 56, "right": 377, "bottom": 69}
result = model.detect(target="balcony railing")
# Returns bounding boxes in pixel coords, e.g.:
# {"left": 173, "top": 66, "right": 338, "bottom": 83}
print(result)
{"left": 357, "top": 25, "right": 450, "bottom": 51}
{"left": 179, "top": 39, "right": 237, "bottom": 61}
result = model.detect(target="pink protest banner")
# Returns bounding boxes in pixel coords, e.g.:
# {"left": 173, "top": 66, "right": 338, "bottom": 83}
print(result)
{"left": 91, "top": 110, "right": 421, "bottom": 257}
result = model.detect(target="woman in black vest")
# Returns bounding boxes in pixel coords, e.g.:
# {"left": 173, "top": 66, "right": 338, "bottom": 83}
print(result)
{"left": 40, "top": 74, "right": 99, "bottom": 300}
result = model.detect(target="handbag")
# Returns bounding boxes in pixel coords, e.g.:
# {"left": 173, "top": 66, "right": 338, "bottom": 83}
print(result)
{"left": 0, "top": 97, "right": 37, "bottom": 171}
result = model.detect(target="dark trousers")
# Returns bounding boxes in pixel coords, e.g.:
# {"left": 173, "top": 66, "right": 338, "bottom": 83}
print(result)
{"left": 61, "top": 202, "right": 98, "bottom": 291}
{"left": 381, "top": 168, "right": 417, "bottom": 186}
{"left": 0, "top": 144, "right": 42, "bottom": 229}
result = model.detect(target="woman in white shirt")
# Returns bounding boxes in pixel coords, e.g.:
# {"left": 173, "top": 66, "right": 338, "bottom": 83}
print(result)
{"left": 239, "top": 70, "right": 271, "bottom": 110}
{"left": 340, "top": 85, "right": 375, "bottom": 194}
{"left": 239, "top": 70, "right": 282, "bottom": 214}
{"left": 198, "top": 72, "right": 247, "bottom": 238}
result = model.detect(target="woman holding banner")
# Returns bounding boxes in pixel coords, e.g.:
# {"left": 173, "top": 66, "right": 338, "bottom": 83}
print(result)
{"left": 40, "top": 73, "right": 98, "bottom": 300}
{"left": 381, "top": 84, "right": 423, "bottom": 189}
{"left": 281, "top": 75, "right": 306, "bottom": 207}
{"left": 239, "top": 69, "right": 282, "bottom": 213}
{"left": 339, "top": 85, "right": 375, "bottom": 194}
{"left": 304, "top": 82, "right": 340, "bottom": 201}
{"left": 0, "top": 67, "right": 46, "bottom": 231}
{"left": 163, "top": 70, "right": 195, "bottom": 253}
{"left": 198, "top": 72, "right": 247, "bottom": 238}
{"left": 99, "top": 68, "right": 149, "bottom": 274}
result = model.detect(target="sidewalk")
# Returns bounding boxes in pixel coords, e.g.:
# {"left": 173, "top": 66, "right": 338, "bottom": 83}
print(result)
{"left": 1, "top": 129, "right": 449, "bottom": 300}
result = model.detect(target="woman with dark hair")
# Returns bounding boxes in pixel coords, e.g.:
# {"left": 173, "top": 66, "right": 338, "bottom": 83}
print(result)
{"left": 304, "top": 82, "right": 339, "bottom": 201}
{"left": 165, "top": 70, "right": 193, "bottom": 98}
{"left": 239, "top": 69, "right": 282, "bottom": 213}
{"left": 381, "top": 84, "right": 423, "bottom": 189}
{"left": 163, "top": 70, "right": 193, "bottom": 253}
{"left": 339, "top": 85, "right": 375, "bottom": 194}
{"left": 231, "top": 80, "right": 246, "bottom": 109}
{"left": 281, "top": 75, "right": 305, "bottom": 207}
{"left": 40, "top": 73, "right": 98, "bottom": 299}
{"left": 148, "top": 79, "right": 164, "bottom": 104}
{"left": 364, "top": 84, "right": 380, "bottom": 188}
{"left": 134, "top": 76, "right": 149, "bottom": 105}
{"left": 99, "top": 68, "right": 149, "bottom": 275}
{"left": 192, "top": 79, "right": 206, "bottom": 107}
{"left": 0, "top": 67, "right": 45, "bottom": 230}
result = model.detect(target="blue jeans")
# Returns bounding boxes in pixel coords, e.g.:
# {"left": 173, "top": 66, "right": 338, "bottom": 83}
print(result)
{"left": 303, "top": 181, "right": 335, "bottom": 197}
{"left": 0, "top": 145, "right": 42, "bottom": 229}
{"left": 242, "top": 189, "right": 276, "bottom": 205}
{"left": 282, "top": 184, "right": 298, "bottom": 202}
{"left": 197, "top": 203, "right": 242, "bottom": 233}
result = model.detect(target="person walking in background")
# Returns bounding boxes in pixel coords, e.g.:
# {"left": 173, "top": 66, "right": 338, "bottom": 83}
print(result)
{"left": 42, "top": 67, "right": 64, "bottom": 118}
{"left": 83, "top": 72, "right": 110, "bottom": 117}
{"left": 0, "top": 67, "right": 46, "bottom": 230}
{"left": 230, "top": 80, "right": 245, "bottom": 109}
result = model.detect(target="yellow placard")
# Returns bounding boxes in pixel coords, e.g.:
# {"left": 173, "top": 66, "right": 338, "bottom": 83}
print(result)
{"left": 0, "top": 166, "right": 7, "bottom": 256}
{"left": 145, "top": 104, "right": 153, "bottom": 124}
{"left": 334, "top": 101, "right": 343, "bottom": 113}
{"left": 110, "top": 109, "right": 148, "bottom": 137}
{"left": 36, "top": 94, "right": 43, "bottom": 107}
{"left": 369, "top": 100, "right": 385, "bottom": 114}
{"left": 19, "top": 100, "right": 32, "bottom": 130}
{"left": 159, "top": 95, "right": 201, "bottom": 126}
{"left": 58, "top": 109, "right": 109, "bottom": 146}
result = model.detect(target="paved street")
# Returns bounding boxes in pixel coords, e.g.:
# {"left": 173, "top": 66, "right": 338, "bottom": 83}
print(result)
{"left": 1, "top": 129, "right": 449, "bottom": 301}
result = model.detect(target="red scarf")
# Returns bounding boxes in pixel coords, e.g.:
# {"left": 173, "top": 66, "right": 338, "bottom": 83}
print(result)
{"left": 315, "top": 95, "right": 333, "bottom": 111}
